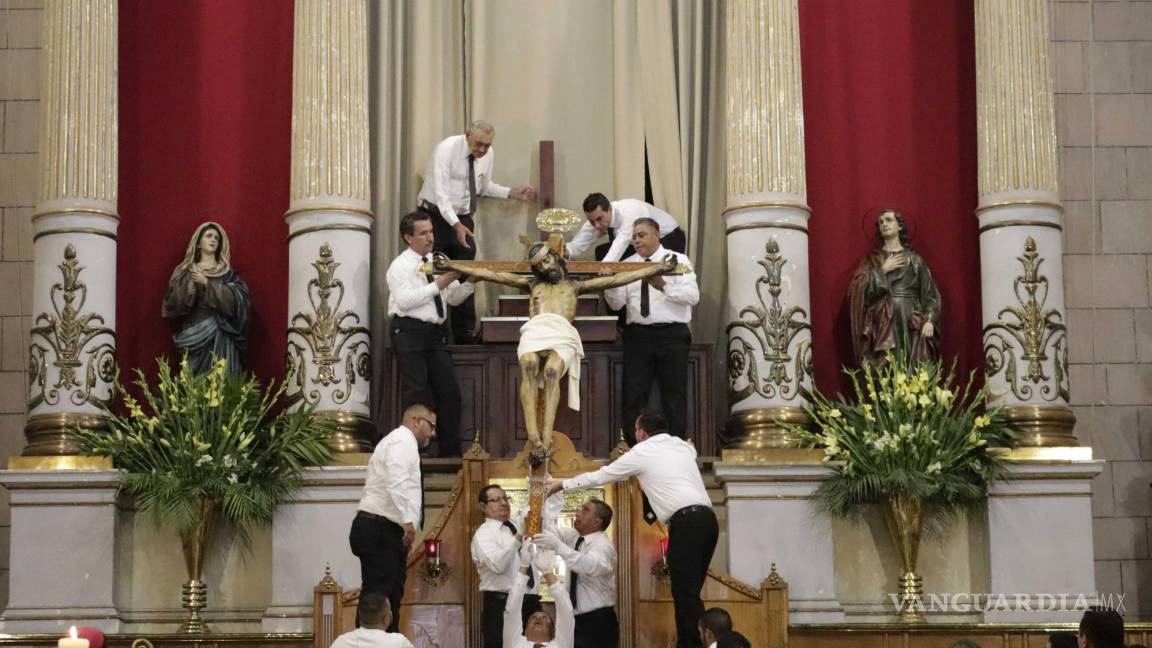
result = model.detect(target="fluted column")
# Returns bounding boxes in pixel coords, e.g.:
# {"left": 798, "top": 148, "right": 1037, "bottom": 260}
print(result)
{"left": 722, "top": 0, "right": 813, "bottom": 451}
{"left": 975, "top": 0, "right": 1078, "bottom": 449}
{"left": 285, "top": 0, "right": 374, "bottom": 453}
{"left": 19, "top": 0, "right": 119, "bottom": 463}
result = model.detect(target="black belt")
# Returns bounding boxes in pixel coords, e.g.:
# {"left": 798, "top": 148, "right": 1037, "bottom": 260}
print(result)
{"left": 392, "top": 316, "right": 446, "bottom": 328}
{"left": 668, "top": 504, "right": 711, "bottom": 526}
{"left": 356, "top": 510, "right": 403, "bottom": 529}
{"left": 420, "top": 200, "right": 471, "bottom": 219}
{"left": 625, "top": 322, "right": 688, "bottom": 330}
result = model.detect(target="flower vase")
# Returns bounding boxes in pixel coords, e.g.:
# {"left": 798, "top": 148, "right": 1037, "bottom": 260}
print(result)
{"left": 178, "top": 498, "right": 216, "bottom": 633}
{"left": 882, "top": 494, "right": 926, "bottom": 623}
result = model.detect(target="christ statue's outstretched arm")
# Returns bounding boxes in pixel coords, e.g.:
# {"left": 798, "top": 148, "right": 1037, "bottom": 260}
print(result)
{"left": 432, "top": 252, "right": 531, "bottom": 289}
{"left": 574, "top": 254, "right": 677, "bottom": 293}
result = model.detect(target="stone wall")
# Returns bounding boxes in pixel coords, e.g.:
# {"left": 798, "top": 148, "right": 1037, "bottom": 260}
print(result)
{"left": 0, "top": 1, "right": 41, "bottom": 612}
{"left": 1052, "top": 0, "right": 1152, "bottom": 619}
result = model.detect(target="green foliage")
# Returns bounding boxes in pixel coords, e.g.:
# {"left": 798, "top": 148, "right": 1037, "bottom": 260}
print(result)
{"left": 781, "top": 356, "right": 1015, "bottom": 522}
{"left": 74, "top": 356, "right": 333, "bottom": 540}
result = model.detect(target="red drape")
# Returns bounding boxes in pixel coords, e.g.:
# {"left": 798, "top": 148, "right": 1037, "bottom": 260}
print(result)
{"left": 799, "top": 0, "right": 982, "bottom": 393}
{"left": 118, "top": 1, "right": 293, "bottom": 383}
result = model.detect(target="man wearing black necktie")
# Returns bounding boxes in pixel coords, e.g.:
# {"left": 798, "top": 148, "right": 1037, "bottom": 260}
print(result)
{"left": 416, "top": 120, "right": 537, "bottom": 344}
{"left": 603, "top": 218, "right": 699, "bottom": 441}
{"left": 470, "top": 485, "right": 543, "bottom": 648}
{"left": 386, "top": 212, "right": 476, "bottom": 457}
{"left": 535, "top": 498, "right": 618, "bottom": 648}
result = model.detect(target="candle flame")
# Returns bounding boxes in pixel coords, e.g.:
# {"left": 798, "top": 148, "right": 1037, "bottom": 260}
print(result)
{"left": 69, "top": 626, "right": 78, "bottom": 640}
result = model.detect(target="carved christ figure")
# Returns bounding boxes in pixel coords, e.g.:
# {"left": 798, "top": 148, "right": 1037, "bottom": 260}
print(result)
{"left": 434, "top": 244, "right": 674, "bottom": 455}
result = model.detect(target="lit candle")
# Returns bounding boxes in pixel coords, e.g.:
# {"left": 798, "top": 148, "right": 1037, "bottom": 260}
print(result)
{"left": 59, "top": 626, "right": 89, "bottom": 648}
{"left": 659, "top": 536, "right": 669, "bottom": 559}
{"left": 424, "top": 538, "right": 440, "bottom": 559}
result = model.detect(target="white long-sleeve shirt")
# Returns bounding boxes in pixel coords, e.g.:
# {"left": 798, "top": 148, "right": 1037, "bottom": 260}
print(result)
{"left": 386, "top": 248, "right": 474, "bottom": 324}
{"left": 603, "top": 246, "right": 698, "bottom": 325}
{"left": 565, "top": 199, "right": 680, "bottom": 261}
{"left": 503, "top": 573, "right": 574, "bottom": 648}
{"left": 357, "top": 426, "right": 421, "bottom": 527}
{"left": 417, "top": 134, "right": 511, "bottom": 226}
{"left": 470, "top": 515, "right": 539, "bottom": 594}
{"left": 551, "top": 527, "right": 616, "bottom": 614}
{"left": 563, "top": 433, "right": 711, "bottom": 524}
{"left": 329, "top": 628, "right": 414, "bottom": 648}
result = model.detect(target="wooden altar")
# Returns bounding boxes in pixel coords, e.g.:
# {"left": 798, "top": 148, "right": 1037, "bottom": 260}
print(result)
{"left": 378, "top": 344, "right": 717, "bottom": 458}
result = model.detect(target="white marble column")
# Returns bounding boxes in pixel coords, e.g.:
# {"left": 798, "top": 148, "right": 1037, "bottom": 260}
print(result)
{"left": 0, "top": 470, "right": 122, "bottom": 632}
{"left": 714, "top": 463, "right": 845, "bottom": 622}
{"left": 722, "top": 0, "right": 813, "bottom": 449}
{"left": 984, "top": 461, "right": 1103, "bottom": 622}
{"left": 975, "top": 0, "right": 1077, "bottom": 448}
{"left": 20, "top": 0, "right": 119, "bottom": 461}
{"left": 285, "top": 0, "right": 374, "bottom": 453}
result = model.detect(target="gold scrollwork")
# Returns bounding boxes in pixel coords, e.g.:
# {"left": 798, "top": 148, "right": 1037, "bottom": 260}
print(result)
{"left": 285, "top": 243, "right": 370, "bottom": 406}
{"left": 726, "top": 239, "right": 812, "bottom": 403}
{"left": 27, "top": 244, "right": 116, "bottom": 410}
{"left": 983, "top": 237, "right": 1069, "bottom": 402}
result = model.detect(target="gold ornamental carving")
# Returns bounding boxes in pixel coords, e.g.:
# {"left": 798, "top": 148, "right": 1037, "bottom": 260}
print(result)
{"left": 27, "top": 244, "right": 116, "bottom": 410}
{"left": 983, "top": 237, "right": 1069, "bottom": 402}
{"left": 286, "top": 243, "right": 370, "bottom": 406}
{"left": 727, "top": 239, "right": 812, "bottom": 403}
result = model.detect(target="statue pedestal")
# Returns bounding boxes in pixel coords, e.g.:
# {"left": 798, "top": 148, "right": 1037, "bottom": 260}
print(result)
{"left": 0, "top": 469, "right": 122, "bottom": 633}
{"left": 261, "top": 465, "right": 366, "bottom": 633}
{"left": 984, "top": 459, "right": 1103, "bottom": 623}
{"left": 714, "top": 460, "right": 845, "bottom": 623}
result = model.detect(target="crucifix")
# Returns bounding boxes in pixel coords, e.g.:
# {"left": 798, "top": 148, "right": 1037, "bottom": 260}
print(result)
{"left": 425, "top": 206, "right": 689, "bottom": 535}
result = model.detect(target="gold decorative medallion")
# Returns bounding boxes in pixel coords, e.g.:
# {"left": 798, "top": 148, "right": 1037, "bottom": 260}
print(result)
{"left": 286, "top": 243, "right": 370, "bottom": 405}
{"left": 983, "top": 237, "right": 1069, "bottom": 402}
{"left": 27, "top": 244, "right": 116, "bottom": 410}
{"left": 727, "top": 239, "right": 812, "bottom": 403}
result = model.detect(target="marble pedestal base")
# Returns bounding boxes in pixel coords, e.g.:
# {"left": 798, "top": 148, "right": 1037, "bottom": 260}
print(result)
{"left": 984, "top": 460, "right": 1103, "bottom": 623}
{"left": 261, "top": 465, "right": 367, "bottom": 633}
{"left": 0, "top": 469, "right": 122, "bottom": 633}
{"left": 714, "top": 462, "right": 845, "bottom": 623}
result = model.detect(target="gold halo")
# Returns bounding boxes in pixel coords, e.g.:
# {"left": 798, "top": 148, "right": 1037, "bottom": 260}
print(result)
{"left": 535, "top": 208, "right": 583, "bottom": 234}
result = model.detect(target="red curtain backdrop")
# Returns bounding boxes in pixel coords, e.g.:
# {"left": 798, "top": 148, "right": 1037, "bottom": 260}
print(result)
{"left": 118, "top": 1, "right": 293, "bottom": 383}
{"left": 799, "top": 0, "right": 982, "bottom": 393}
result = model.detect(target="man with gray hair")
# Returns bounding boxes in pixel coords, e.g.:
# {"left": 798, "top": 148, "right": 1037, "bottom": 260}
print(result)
{"left": 417, "top": 120, "right": 537, "bottom": 344}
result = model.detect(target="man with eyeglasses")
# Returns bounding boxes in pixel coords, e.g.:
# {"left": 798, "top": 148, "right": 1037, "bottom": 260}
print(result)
{"left": 470, "top": 484, "right": 543, "bottom": 648}
{"left": 349, "top": 404, "right": 437, "bottom": 633}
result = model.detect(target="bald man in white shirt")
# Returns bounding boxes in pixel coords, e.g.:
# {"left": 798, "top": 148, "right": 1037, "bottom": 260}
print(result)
{"left": 349, "top": 404, "right": 437, "bottom": 632}
{"left": 416, "top": 120, "right": 537, "bottom": 344}
{"left": 330, "top": 591, "right": 414, "bottom": 648}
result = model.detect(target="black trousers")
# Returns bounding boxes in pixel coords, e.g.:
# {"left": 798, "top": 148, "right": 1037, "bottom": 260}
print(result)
{"left": 390, "top": 316, "right": 461, "bottom": 457}
{"left": 622, "top": 323, "right": 691, "bottom": 441}
{"left": 348, "top": 512, "right": 406, "bottom": 633}
{"left": 668, "top": 505, "right": 719, "bottom": 648}
{"left": 421, "top": 201, "right": 478, "bottom": 344}
{"left": 594, "top": 226, "right": 687, "bottom": 261}
{"left": 481, "top": 590, "right": 542, "bottom": 648}
{"left": 575, "top": 606, "right": 619, "bottom": 648}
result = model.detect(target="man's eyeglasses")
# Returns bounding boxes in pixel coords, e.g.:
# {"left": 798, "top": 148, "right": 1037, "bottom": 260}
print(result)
{"left": 483, "top": 496, "right": 508, "bottom": 504}
{"left": 417, "top": 416, "right": 437, "bottom": 431}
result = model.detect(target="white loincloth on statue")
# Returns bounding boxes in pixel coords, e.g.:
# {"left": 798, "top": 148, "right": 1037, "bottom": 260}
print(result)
{"left": 517, "top": 312, "right": 585, "bottom": 410}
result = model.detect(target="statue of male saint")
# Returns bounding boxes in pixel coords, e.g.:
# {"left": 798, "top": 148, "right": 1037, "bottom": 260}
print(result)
{"left": 434, "top": 244, "right": 674, "bottom": 457}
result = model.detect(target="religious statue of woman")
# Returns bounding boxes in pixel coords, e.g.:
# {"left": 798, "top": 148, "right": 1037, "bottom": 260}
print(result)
{"left": 848, "top": 209, "right": 941, "bottom": 369}
{"left": 162, "top": 222, "right": 252, "bottom": 374}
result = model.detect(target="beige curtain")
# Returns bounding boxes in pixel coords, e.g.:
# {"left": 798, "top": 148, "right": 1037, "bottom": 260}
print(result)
{"left": 369, "top": 0, "right": 729, "bottom": 419}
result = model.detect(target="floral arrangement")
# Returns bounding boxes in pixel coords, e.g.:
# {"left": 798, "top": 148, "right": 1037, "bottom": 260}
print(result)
{"left": 782, "top": 357, "right": 1015, "bottom": 520}
{"left": 74, "top": 356, "right": 333, "bottom": 539}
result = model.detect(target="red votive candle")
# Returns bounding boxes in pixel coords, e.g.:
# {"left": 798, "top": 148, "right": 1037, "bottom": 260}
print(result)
{"left": 660, "top": 536, "right": 669, "bottom": 558}
{"left": 424, "top": 538, "right": 440, "bottom": 558}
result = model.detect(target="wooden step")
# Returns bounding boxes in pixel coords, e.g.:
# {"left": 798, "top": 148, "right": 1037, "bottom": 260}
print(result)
{"left": 497, "top": 293, "right": 601, "bottom": 317}
{"left": 480, "top": 315, "right": 618, "bottom": 343}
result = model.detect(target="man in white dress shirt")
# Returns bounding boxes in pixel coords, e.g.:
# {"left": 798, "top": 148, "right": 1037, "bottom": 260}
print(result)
{"left": 504, "top": 541, "right": 575, "bottom": 648}
{"left": 387, "top": 211, "right": 476, "bottom": 457}
{"left": 416, "top": 120, "right": 537, "bottom": 344}
{"left": 348, "top": 404, "right": 436, "bottom": 632}
{"left": 535, "top": 498, "right": 618, "bottom": 648}
{"left": 547, "top": 413, "right": 718, "bottom": 648}
{"left": 470, "top": 485, "right": 543, "bottom": 648}
{"left": 565, "top": 193, "right": 685, "bottom": 262}
{"left": 603, "top": 218, "right": 699, "bottom": 440}
{"left": 329, "top": 591, "right": 414, "bottom": 648}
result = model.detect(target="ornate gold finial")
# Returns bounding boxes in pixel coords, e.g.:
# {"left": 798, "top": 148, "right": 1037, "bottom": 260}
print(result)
{"left": 768, "top": 562, "right": 782, "bottom": 586}
{"left": 317, "top": 562, "right": 339, "bottom": 590}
